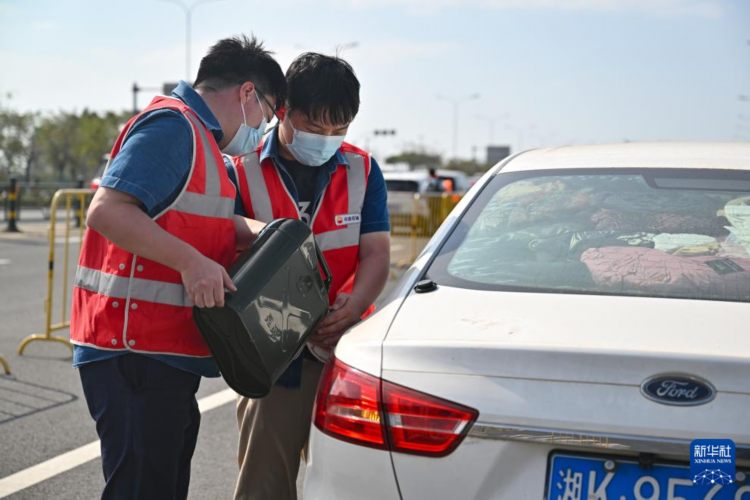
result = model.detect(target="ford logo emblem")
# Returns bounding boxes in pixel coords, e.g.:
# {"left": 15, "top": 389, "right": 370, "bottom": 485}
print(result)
{"left": 640, "top": 374, "right": 716, "bottom": 407}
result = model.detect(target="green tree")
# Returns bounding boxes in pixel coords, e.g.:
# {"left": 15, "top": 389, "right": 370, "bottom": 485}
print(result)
{"left": 73, "top": 110, "right": 124, "bottom": 179}
{"left": 36, "top": 109, "right": 126, "bottom": 181}
{"left": 0, "top": 94, "right": 40, "bottom": 181}
{"left": 37, "top": 112, "right": 79, "bottom": 181}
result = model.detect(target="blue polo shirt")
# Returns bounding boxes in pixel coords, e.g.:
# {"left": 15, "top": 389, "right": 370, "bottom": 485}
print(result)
{"left": 225, "top": 128, "right": 390, "bottom": 387}
{"left": 73, "top": 81, "right": 223, "bottom": 378}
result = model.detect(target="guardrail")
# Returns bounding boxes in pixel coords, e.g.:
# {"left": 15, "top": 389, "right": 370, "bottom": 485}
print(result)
{"left": 2, "top": 178, "right": 85, "bottom": 223}
{"left": 389, "top": 192, "right": 463, "bottom": 267}
{"left": 4, "top": 178, "right": 20, "bottom": 233}
{"left": 17, "top": 189, "right": 94, "bottom": 356}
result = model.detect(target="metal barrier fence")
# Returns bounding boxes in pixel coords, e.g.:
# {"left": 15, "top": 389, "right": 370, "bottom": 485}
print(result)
{"left": 2, "top": 179, "right": 84, "bottom": 224}
{"left": 389, "top": 192, "right": 463, "bottom": 267}
{"left": 3, "top": 178, "right": 20, "bottom": 233}
{"left": 17, "top": 189, "right": 93, "bottom": 356}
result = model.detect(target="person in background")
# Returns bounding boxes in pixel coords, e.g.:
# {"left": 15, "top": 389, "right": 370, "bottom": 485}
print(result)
{"left": 427, "top": 167, "right": 445, "bottom": 192}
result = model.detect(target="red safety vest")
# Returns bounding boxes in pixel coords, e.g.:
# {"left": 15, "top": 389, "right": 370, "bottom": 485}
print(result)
{"left": 70, "top": 97, "right": 237, "bottom": 357}
{"left": 230, "top": 142, "right": 374, "bottom": 314}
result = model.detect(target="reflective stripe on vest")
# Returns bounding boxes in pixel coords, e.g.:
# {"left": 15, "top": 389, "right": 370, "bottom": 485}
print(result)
{"left": 169, "top": 111, "right": 234, "bottom": 220}
{"left": 237, "top": 151, "right": 367, "bottom": 252}
{"left": 76, "top": 266, "right": 193, "bottom": 308}
{"left": 315, "top": 226, "right": 360, "bottom": 252}
{"left": 236, "top": 152, "right": 274, "bottom": 222}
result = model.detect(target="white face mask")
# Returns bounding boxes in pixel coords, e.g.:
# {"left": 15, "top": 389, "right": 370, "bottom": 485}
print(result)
{"left": 221, "top": 91, "right": 267, "bottom": 157}
{"left": 283, "top": 114, "right": 346, "bottom": 167}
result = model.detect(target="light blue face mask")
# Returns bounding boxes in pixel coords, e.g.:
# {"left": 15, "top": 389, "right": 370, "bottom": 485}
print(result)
{"left": 284, "top": 116, "right": 346, "bottom": 167}
{"left": 221, "top": 92, "right": 267, "bottom": 157}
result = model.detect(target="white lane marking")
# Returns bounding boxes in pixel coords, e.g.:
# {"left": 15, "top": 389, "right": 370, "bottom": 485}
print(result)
{"left": 197, "top": 387, "right": 236, "bottom": 413}
{"left": 0, "top": 388, "right": 236, "bottom": 498}
{"left": 0, "top": 259, "right": 10, "bottom": 266}
{"left": 0, "top": 442, "right": 101, "bottom": 498}
{"left": 54, "top": 237, "right": 82, "bottom": 244}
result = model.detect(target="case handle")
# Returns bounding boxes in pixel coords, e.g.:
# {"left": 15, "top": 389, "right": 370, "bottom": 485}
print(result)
{"left": 315, "top": 241, "right": 333, "bottom": 292}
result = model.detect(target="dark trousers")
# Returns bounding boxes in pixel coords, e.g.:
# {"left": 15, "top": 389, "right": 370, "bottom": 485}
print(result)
{"left": 79, "top": 354, "right": 202, "bottom": 500}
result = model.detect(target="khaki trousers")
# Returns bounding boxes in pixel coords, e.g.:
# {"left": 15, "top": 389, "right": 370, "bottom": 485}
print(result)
{"left": 233, "top": 358, "right": 325, "bottom": 500}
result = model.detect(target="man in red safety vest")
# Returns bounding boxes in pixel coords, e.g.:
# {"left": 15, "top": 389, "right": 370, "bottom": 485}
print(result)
{"left": 70, "top": 35, "right": 285, "bottom": 499}
{"left": 227, "top": 53, "right": 391, "bottom": 500}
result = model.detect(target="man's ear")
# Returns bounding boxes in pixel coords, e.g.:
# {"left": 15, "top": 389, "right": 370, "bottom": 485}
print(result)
{"left": 238, "top": 81, "right": 256, "bottom": 104}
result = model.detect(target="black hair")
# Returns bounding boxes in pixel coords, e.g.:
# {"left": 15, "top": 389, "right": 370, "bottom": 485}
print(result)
{"left": 285, "top": 52, "right": 360, "bottom": 126}
{"left": 194, "top": 34, "right": 286, "bottom": 113}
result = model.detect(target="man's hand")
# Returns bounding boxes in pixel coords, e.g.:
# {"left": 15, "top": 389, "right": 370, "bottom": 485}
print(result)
{"left": 87, "top": 187, "right": 237, "bottom": 308}
{"left": 179, "top": 253, "right": 237, "bottom": 308}
{"left": 235, "top": 215, "right": 267, "bottom": 251}
{"left": 309, "top": 293, "right": 367, "bottom": 348}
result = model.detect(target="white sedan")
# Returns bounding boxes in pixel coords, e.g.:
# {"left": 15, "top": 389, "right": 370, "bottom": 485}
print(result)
{"left": 304, "top": 143, "right": 750, "bottom": 500}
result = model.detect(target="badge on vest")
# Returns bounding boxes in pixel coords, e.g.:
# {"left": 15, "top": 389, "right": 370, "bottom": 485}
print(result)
{"left": 335, "top": 214, "right": 361, "bottom": 226}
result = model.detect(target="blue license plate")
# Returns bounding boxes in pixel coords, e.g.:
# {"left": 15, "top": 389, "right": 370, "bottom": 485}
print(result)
{"left": 547, "top": 454, "right": 747, "bottom": 500}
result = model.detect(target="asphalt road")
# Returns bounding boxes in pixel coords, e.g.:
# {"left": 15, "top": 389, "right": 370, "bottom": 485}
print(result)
{"left": 0, "top": 214, "right": 407, "bottom": 499}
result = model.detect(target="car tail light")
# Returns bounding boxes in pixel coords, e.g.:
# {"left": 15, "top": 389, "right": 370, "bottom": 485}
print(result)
{"left": 314, "top": 356, "right": 478, "bottom": 457}
{"left": 383, "top": 380, "right": 478, "bottom": 457}
{"left": 314, "top": 355, "right": 387, "bottom": 450}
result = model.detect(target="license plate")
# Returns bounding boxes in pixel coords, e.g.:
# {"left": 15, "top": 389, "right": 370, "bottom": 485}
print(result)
{"left": 547, "top": 454, "right": 747, "bottom": 500}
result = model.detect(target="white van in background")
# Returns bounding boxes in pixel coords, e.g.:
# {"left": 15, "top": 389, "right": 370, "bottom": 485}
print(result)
{"left": 384, "top": 170, "right": 469, "bottom": 216}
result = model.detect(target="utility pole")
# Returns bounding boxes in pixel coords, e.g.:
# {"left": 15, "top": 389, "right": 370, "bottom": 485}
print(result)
{"left": 506, "top": 123, "right": 536, "bottom": 153}
{"left": 476, "top": 113, "right": 509, "bottom": 145}
{"left": 437, "top": 93, "right": 480, "bottom": 161}
{"left": 156, "top": 0, "right": 227, "bottom": 81}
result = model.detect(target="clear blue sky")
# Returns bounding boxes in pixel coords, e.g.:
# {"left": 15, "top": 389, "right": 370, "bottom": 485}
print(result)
{"left": 1, "top": 0, "right": 748, "bottom": 161}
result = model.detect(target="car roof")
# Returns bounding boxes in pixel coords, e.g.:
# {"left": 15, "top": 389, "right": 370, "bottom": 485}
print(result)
{"left": 436, "top": 169, "right": 468, "bottom": 179}
{"left": 383, "top": 169, "right": 467, "bottom": 180}
{"left": 497, "top": 142, "right": 750, "bottom": 174}
{"left": 383, "top": 172, "right": 428, "bottom": 181}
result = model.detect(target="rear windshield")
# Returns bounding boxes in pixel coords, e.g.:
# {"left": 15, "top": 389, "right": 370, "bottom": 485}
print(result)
{"left": 426, "top": 169, "right": 750, "bottom": 303}
{"left": 386, "top": 180, "right": 420, "bottom": 192}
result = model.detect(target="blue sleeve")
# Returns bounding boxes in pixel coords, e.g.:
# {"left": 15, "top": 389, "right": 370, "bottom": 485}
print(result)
{"left": 100, "top": 109, "right": 193, "bottom": 217}
{"left": 224, "top": 155, "right": 247, "bottom": 217}
{"left": 360, "top": 157, "right": 390, "bottom": 234}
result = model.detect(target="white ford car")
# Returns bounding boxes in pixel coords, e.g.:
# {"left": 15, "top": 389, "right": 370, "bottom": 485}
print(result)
{"left": 304, "top": 143, "right": 750, "bottom": 500}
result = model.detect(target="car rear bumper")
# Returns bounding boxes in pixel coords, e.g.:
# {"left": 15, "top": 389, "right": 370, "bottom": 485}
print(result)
{"left": 303, "top": 426, "right": 401, "bottom": 500}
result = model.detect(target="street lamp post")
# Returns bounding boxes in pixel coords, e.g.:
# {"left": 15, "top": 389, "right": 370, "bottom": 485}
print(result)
{"left": 156, "top": 0, "right": 226, "bottom": 81}
{"left": 437, "top": 93, "right": 480, "bottom": 161}
{"left": 506, "top": 123, "right": 537, "bottom": 153}
{"left": 476, "top": 113, "right": 509, "bottom": 145}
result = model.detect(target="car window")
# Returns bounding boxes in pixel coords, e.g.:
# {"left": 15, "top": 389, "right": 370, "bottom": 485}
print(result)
{"left": 386, "top": 180, "right": 420, "bottom": 192}
{"left": 426, "top": 169, "right": 750, "bottom": 303}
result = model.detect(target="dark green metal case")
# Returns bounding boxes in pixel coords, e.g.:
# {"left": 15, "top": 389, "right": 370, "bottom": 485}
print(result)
{"left": 193, "top": 219, "right": 331, "bottom": 398}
